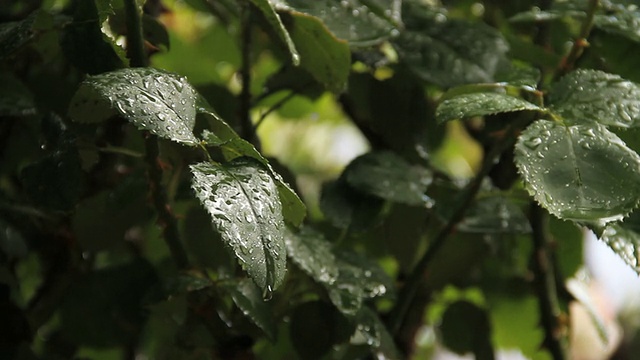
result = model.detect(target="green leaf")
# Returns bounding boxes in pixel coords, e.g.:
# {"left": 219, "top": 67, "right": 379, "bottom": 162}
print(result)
{"left": 350, "top": 306, "right": 402, "bottom": 359}
{"left": 0, "top": 73, "right": 36, "bottom": 116}
{"left": 599, "top": 211, "right": 640, "bottom": 273}
{"left": 515, "top": 119, "right": 640, "bottom": 224}
{"left": 395, "top": 4, "right": 509, "bottom": 87}
{"left": 69, "top": 67, "right": 199, "bottom": 145}
{"left": 284, "top": 227, "right": 339, "bottom": 285}
{"left": 201, "top": 112, "right": 306, "bottom": 227}
{"left": 0, "top": 11, "right": 38, "bottom": 60}
{"left": 277, "top": 0, "right": 400, "bottom": 46}
{"left": 566, "top": 278, "right": 609, "bottom": 343}
{"left": 190, "top": 158, "right": 287, "bottom": 293}
{"left": 219, "top": 278, "right": 277, "bottom": 340}
{"left": 458, "top": 195, "right": 531, "bottom": 234}
{"left": 250, "top": 0, "right": 299, "bottom": 65}
{"left": 345, "top": 151, "right": 433, "bottom": 207}
{"left": 326, "top": 250, "right": 394, "bottom": 315}
{"left": 549, "top": 69, "right": 640, "bottom": 128}
{"left": 440, "top": 301, "right": 494, "bottom": 359}
{"left": 319, "top": 178, "right": 385, "bottom": 231}
{"left": 594, "top": 6, "right": 640, "bottom": 43}
{"left": 437, "top": 92, "right": 542, "bottom": 123}
{"left": 279, "top": 11, "right": 351, "bottom": 93}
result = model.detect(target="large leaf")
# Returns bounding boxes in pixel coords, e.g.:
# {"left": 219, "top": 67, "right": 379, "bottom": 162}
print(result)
{"left": 69, "top": 67, "right": 199, "bottom": 145}
{"left": 549, "top": 69, "right": 640, "bottom": 128}
{"left": 190, "top": 158, "right": 287, "bottom": 293}
{"left": 437, "top": 92, "right": 542, "bottom": 123}
{"left": 279, "top": 11, "right": 351, "bottom": 93}
{"left": 515, "top": 119, "right": 640, "bottom": 224}
{"left": 275, "top": 0, "right": 400, "bottom": 46}
{"left": 201, "top": 112, "right": 306, "bottom": 227}
{"left": 594, "top": 5, "right": 640, "bottom": 43}
{"left": 219, "top": 278, "right": 277, "bottom": 340}
{"left": 345, "top": 151, "right": 433, "bottom": 207}
{"left": 394, "top": 3, "right": 508, "bottom": 87}
{"left": 251, "top": 0, "right": 299, "bottom": 65}
{"left": 284, "top": 227, "right": 339, "bottom": 285}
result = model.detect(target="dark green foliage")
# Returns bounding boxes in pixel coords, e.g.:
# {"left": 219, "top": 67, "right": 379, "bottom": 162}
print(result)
{"left": 3, "top": 0, "right": 640, "bottom": 359}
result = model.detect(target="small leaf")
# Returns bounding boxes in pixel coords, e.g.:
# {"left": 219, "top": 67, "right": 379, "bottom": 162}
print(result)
{"left": 219, "top": 278, "right": 277, "bottom": 340}
{"left": 345, "top": 151, "right": 433, "bottom": 207}
{"left": 566, "top": 278, "right": 609, "bottom": 343}
{"left": 515, "top": 119, "right": 640, "bottom": 224}
{"left": 437, "top": 92, "right": 541, "bottom": 123}
{"left": 320, "top": 178, "right": 385, "bottom": 231}
{"left": 250, "top": 0, "right": 299, "bottom": 65}
{"left": 599, "top": 212, "right": 640, "bottom": 273}
{"left": 279, "top": 11, "right": 351, "bottom": 93}
{"left": 190, "top": 158, "right": 287, "bottom": 293}
{"left": 395, "top": 3, "right": 509, "bottom": 87}
{"left": 549, "top": 69, "right": 640, "bottom": 128}
{"left": 350, "top": 306, "right": 402, "bottom": 359}
{"left": 440, "top": 301, "right": 494, "bottom": 359}
{"left": 69, "top": 67, "right": 199, "bottom": 145}
{"left": 458, "top": 195, "right": 532, "bottom": 234}
{"left": 0, "top": 11, "right": 38, "bottom": 60}
{"left": 284, "top": 227, "right": 339, "bottom": 285}
{"left": 276, "top": 0, "right": 400, "bottom": 46}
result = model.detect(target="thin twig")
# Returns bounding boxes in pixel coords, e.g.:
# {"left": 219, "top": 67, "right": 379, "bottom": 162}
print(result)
{"left": 238, "top": 1, "right": 258, "bottom": 148}
{"left": 253, "top": 91, "right": 297, "bottom": 131}
{"left": 124, "top": 0, "right": 147, "bottom": 67}
{"left": 387, "top": 115, "right": 532, "bottom": 336}
{"left": 530, "top": 203, "right": 567, "bottom": 360}
{"left": 554, "top": 0, "right": 599, "bottom": 80}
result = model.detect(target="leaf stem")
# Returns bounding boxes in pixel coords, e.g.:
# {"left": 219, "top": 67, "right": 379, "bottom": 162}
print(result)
{"left": 144, "top": 134, "right": 189, "bottom": 269}
{"left": 124, "top": 0, "right": 147, "bottom": 67}
{"left": 239, "top": 1, "right": 259, "bottom": 148}
{"left": 253, "top": 91, "right": 297, "bottom": 131}
{"left": 387, "top": 115, "right": 531, "bottom": 336}
{"left": 554, "top": 0, "right": 599, "bottom": 80}
{"left": 530, "top": 203, "right": 568, "bottom": 360}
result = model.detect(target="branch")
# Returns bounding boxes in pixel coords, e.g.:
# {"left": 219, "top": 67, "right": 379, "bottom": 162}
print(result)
{"left": 530, "top": 203, "right": 568, "bottom": 360}
{"left": 124, "top": 0, "right": 147, "bottom": 68}
{"left": 387, "top": 115, "right": 532, "bottom": 336}
{"left": 554, "top": 0, "right": 599, "bottom": 79}
{"left": 238, "top": 1, "right": 259, "bottom": 148}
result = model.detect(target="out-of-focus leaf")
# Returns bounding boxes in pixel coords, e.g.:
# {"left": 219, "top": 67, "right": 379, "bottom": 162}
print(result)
{"left": 395, "top": 2, "right": 508, "bottom": 87}
{"left": 276, "top": 0, "right": 400, "bottom": 46}
{"left": 440, "top": 301, "right": 494, "bottom": 359}
{"left": 345, "top": 151, "right": 433, "bottom": 207}
{"left": 0, "top": 218, "right": 28, "bottom": 259}
{"left": 350, "top": 306, "right": 402, "bottom": 359}
{"left": 566, "top": 278, "right": 609, "bottom": 343}
{"left": 182, "top": 205, "right": 233, "bottom": 270}
{"left": 0, "top": 73, "right": 36, "bottom": 116}
{"left": 142, "top": 14, "right": 169, "bottom": 50}
{"left": 60, "top": 0, "right": 127, "bottom": 74}
{"left": 0, "top": 11, "right": 38, "bottom": 60}
{"left": 599, "top": 211, "right": 640, "bottom": 274}
{"left": 550, "top": 217, "right": 583, "bottom": 278}
{"left": 319, "top": 178, "right": 385, "bottom": 231}
{"left": 284, "top": 227, "right": 339, "bottom": 285}
{"left": 163, "top": 272, "right": 214, "bottom": 294}
{"left": 279, "top": 11, "right": 351, "bottom": 93}
{"left": 290, "top": 301, "right": 354, "bottom": 360}
{"left": 190, "top": 158, "right": 287, "bottom": 293}
{"left": 458, "top": 195, "right": 531, "bottom": 234}
{"left": 251, "top": 0, "right": 299, "bottom": 65}
{"left": 60, "top": 259, "right": 158, "bottom": 347}
{"left": 219, "top": 278, "right": 277, "bottom": 340}
{"left": 515, "top": 120, "right": 640, "bottom": 225}
{"left": 437, "top": 92, "right": 541, "bottom": 123}
{"left": 69, "top": 67, "right": 199, "bottom": 145}
{"left": 20, "top": 149, "right": 84, "bottom": 212}
{"left": 549, "top": 69, "right": 640, "bottom": 128}
{"left": 594, "top": 6, "right": 640, "bottom": 43}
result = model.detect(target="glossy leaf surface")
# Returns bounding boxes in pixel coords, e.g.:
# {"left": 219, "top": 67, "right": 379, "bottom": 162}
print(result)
{"left": 250, "top": 0, "right": 300, "bottom": 65}
{"left": 600, "top": 212, "right": 640, "bottom": 273}
{"left": 549, "top": 69, "right": 640, "bottom": 128}
{"left": 69, "top": 68, "right": 199, "bottom": 145}
{"left": 437, "top": 92, "right": 541, "bottom": 123}
{"left": 220, "top": 279, "right": 277, "bottom": 340}
{"left": 351, "top": 306, "right": 402, "bottom": 359}
{"left": 515, "top": 120, "right": 640, "bottom": 224}
{"left": 190, "top": 158, "right": 287, "bottom": 292}
{"left": 284, "top": 227, "right": 339, "bottom": 285}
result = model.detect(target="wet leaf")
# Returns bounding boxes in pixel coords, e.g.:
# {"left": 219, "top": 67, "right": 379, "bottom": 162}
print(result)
{"left": 459, "top": 195, "right": 531, "bottom": 234}
{"left": 594, "top": 6, "right": 640, "bottom": 43}
{"left": 69, "top": 67, "right": 199, "bottom": 145}
{"left": 220, "top": 278, "right": 277, "bottom": 340}
{"left": 345, "top": 151, "right": 433, "bottom": 207}
{"left": 437, "top": 92, "right": 542, "bottom": 123}
{"left": 350, "top": 306, "right": 402, "bottom": 359}
{"left": 599, "top": 211, "right": 640, "bottom": 273}
{"left": 440, "top": 301, "right": 494, "bottom": 359}
{"left": 395, "top": 3, "right": 509, "bottom": 87}
{"left": 251, "top": 0, "right": 299, "bottom": 65}
{"left": 515, "top": 120, "right": 640, "bottom": 225}
{"left": 276, "top": 0, "right": 400, "bottom": 46}
{"left": 319, "top": 178, "right": 385, "bottom": 231}
{"left": 284, "top": 227, "right": 339, "bottom": 285}
{"left": 549, "top": 69, "right": 640, "bottom": 128}
{"left": 190, "top": 158, "right": 287, "bottom": 293}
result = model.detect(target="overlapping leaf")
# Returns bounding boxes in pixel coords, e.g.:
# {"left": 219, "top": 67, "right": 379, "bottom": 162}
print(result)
{"left": 600, "top": 212, "right": 640, "bottom": 273}
{"left": 350, "top": 306, "right": 402, "bottom": 359}
{"left": 437, "top": 92, "right": 541, "bottom": 123}
{"left": 69, "top": 67, "right": 199, "bottom": 145}
{"left": 345, "top": 151, "right": 433, "bottom": 207}
{"left": 190, "top": 158, "right": 287, "bottom": 293}
{"left": 219, "top": 278, "right": 277, "bottom": 339}
{"left": 549, "top": 70, "right": 640, "bottom": 128}
{"left": 250, "top": 0, "right": 300, "bottom": 65}
{"left": 515, "top": 120, "right": 640, "bottom": 224}
{"left": 458, "top": 195, "right": 531, "bottom": 234}
{"left": 284, "top": 227, "right": 339, "bottom": 285}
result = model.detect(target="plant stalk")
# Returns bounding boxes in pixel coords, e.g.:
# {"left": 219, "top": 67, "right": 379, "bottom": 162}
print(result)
{"left": 554, "top": 0, "right": 599, "bottom": 79}
{"left": 530, "top": 203, "right": 567, "bottom": 360}
{"left": 239, "top": 1, "right": 259, "bottom": 148}
{"left": 124, "top": 0, "right": 147, "bottom": 67}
